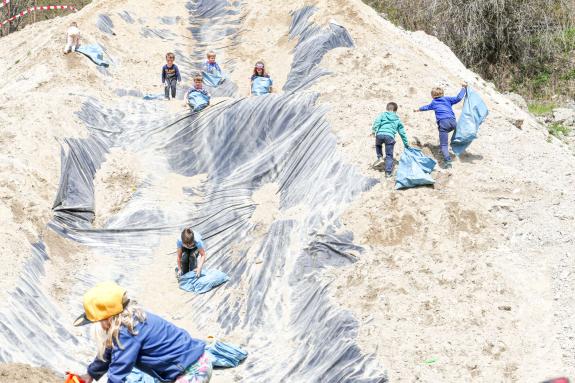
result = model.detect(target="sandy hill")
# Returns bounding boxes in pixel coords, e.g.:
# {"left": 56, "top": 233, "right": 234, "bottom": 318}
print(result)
{"left": 0, "top": 0, "right": 574, "bottom": 382}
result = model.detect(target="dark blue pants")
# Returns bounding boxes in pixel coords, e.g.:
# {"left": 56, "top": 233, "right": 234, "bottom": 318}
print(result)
{"left": 438, "top": 118, "right": 456, "bottom": 161}
{"left": 375, "top": 134, "right": 395, "bottom": 173}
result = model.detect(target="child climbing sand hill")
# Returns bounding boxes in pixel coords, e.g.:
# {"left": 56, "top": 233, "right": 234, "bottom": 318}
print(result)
{"left": 371, "top": 102, "right": 410, "bottom": 177}
{"left": 63, "top": 22, "right": 81, "bottom": 54}
{"left": 415, "top": 82, "right": 467, "bottom": 168}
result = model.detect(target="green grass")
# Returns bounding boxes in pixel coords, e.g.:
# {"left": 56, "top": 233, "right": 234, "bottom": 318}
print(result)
{"left": 528, "top": 102, "right": 556, "bottom": 116}
{"left": 548, "top": 122, "right": 571, "bottom": 138}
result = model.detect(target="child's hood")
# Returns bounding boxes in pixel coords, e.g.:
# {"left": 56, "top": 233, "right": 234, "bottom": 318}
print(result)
{"left": 381, "top": 111, "right": 400, "bottom": 122}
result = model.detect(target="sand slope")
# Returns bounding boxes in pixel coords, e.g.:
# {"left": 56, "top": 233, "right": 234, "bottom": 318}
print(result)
{"left": 0, "top": 0, "right": 574, "bottom": 381}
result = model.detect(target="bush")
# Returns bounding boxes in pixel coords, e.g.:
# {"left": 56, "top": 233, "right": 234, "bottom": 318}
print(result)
{"left": 365, "top": 0, "right": 575, "bottom": 101}
{"left": 528, "top": 103, "right": 556, "bottom": 116}
{"left": 548, "top": 122, "right": 571, "bottom": 138}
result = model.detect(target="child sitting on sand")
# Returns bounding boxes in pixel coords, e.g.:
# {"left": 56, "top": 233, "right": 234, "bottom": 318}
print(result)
{"left": 176, "top": 227, "right": 207, "bottom": 278}
{"left": 203, "top": 51, "right": 222, "bottom": 75}
{"left": 162, "top": 52, "right": 182, "bottom": 100}
{"left": 372, "top": 102, "right": 409, "bottom": 177}
{"left": 414, "top": 82, "right": 467, "bottom": 168}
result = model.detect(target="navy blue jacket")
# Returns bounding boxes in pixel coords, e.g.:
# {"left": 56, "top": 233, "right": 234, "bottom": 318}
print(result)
{"left": 162, "top": 64, "right": 182, "bottom": 83}
{"left": 87, "top": 312, "right": 205, "bottom": 383}
{"left": 419, "top": 87, "right": 466, "bottom": 122}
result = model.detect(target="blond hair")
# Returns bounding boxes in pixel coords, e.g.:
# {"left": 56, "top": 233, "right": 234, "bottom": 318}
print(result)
{"left": 96, "top": 297, "right": 146, "bottom": 361}
{"left": 431, "top": 87, "right": 444, "bottom": 98}
{"left": 206, "top": 50, "right": 216, "bottom": 58}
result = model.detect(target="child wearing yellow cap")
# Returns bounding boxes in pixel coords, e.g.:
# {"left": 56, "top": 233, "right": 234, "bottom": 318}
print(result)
{"left": 73, "top": 282, "right": 212, "bottom": 383}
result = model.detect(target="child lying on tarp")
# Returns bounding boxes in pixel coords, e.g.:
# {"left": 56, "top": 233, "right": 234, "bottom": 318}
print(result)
{"left": 176, "top": 227, "right": 229, "bottom": 294}
{"left": 184, "top": 74, "right": 211, "bottom": 112}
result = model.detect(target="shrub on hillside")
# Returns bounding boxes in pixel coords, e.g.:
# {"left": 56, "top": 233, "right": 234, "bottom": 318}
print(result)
{"left": 365, "top": 0, "right": 575, "bottom": 100}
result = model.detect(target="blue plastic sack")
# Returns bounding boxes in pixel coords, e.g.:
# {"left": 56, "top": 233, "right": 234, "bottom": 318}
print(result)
{"left": 451, "top": 87, "right": 489, "bottom": 156}
{"left": 76, "top": 45, "right": 109, "bottom": 67}
{"left": 206, "top": 340, "right": 248, "bottom": 368}
{"left": 142, "top": 93, "right": 165, "bottom": 100}
{"left": 126, "top": 368, "right": 156, "bottom": 383}
{"left": 187, "top": 91, "right": 210, "bottom": 112}
{"left": 202, "top": 71, "right": 225, "bottom": 87}
{"left": 251, "top": 77, "right": 272, "bottom": 96}
{"left": 179, "top": 268, "right": 229, "bottom": 294}
{"left": 395, "top": 148, "right": 436, "bottom": 189}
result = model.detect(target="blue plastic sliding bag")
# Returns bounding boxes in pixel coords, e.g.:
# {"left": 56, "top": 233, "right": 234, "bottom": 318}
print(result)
{"left": 395, "top": 148, "right": 436, "bottom": 190}
{"left": 206, "top": 340, "right": 248, "bottom": 368}
{"left": 187, "top": 91, "right": 210, "bottom": 112}
{"left": 251, "top": 77, "right": 272, "bottom": 95}
{"left": 125, "top": 368, "right": 156, "bottom": 383}
{"left": 76, "top": 45, "right": 109, "bottom": 67}
{"left": 451, "top": 87, "right": 489, "bottom": 156}
{"left": 202, "top": 71, "right": 225, "bottom": 87}
{"left": 179, "top": 268, "right": 229, "bottom": 294}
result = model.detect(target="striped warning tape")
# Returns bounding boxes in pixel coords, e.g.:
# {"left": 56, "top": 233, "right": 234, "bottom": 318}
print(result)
{"left": 1, "top": 5, "right": 77, "bottom": 25}
{"left": 0, "top": 0, "right": 10, "bottom": 10}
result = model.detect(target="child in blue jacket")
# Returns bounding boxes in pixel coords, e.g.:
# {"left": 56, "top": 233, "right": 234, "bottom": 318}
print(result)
{"left": 415, "top": 82, "right": 467, "bottom": 168}
{"left": 73, "top": 281, "right": 212, "bottom": 383}
{"left": 371, "top": 102, "right": 409, "bottom": 177}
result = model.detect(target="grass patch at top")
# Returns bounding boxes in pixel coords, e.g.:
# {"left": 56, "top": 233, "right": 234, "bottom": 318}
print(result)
{"left": 528, "top": 102, "right": 556, "bottom": 116}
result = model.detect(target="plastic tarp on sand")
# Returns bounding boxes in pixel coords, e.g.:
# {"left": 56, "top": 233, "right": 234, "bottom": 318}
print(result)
{"left": 395, "top": 147, "right": 436, "bottom": 189}
{"left": 451, "top": 87, "right": 489, "bottom": 156}
{"left": 0, "top": 3, "right": 387, "bottom": 382}
{"left": 206, "top": 340, "right": 248, "bottom": 368}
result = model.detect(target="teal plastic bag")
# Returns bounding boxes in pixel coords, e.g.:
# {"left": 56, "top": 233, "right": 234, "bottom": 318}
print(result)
{"left": 76, "top": 44, "right": 109, "bottom": 67}
{"left": 251, "top": 77, "right": 272, "bottom": 95}
{"left": 395, "top": 148, "right": 436, "bottom": 189}
{"left": 187, "top": 91, "right": 210, "bottom": 112}
{"left": 179, "top": 268, "right": 229, "bottom": 294}
{"left": 451, "top": 87, "right": 489, "bottom": 156}
{"left": 202, "top": 71, "right": 225, "bottom": 87}
{"left": 206, "top": 341, "right": 248, "bottom": 368}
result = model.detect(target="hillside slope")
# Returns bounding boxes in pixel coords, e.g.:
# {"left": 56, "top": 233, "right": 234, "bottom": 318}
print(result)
{"left": 0, "top": 0, "right": 574, "bottom": 382}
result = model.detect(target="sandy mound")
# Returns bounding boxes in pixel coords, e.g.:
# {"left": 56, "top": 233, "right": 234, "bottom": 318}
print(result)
{"left": 0, "top": 363, "right": 61, "bottom": 383}
{"left": 94, "top": 148, "right": 143, "bottom": 227}
{"left": 0, "top": 0, "right": 574, "bottom": 381}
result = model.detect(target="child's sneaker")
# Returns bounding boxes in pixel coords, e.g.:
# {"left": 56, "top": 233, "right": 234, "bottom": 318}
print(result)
{"left": 443, "top": 160, "right": 453, "bottom": 169}
{"left": 385, "top": 172, "right": 393, "bottom": 178}
{"left": 372, "top": 158, "right": 385, "bottom": 170}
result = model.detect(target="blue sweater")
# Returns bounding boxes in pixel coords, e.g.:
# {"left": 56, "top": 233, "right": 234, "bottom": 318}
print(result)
{"left": 419, "top": 88, "right": 466, "bottom": 122}
{"left": 87, "top": 312, "right": 205, "bottom": 383}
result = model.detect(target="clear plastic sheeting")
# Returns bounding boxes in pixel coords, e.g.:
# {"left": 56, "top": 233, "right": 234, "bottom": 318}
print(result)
{"left": 0, "top": 1, "right": 388, "bottom": 381}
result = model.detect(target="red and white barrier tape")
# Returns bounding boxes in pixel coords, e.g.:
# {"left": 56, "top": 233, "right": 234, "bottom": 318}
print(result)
{"left": 0, "top": 0, "right": 10, "bottom": 10}
{"left": 1, "top": 5, "right": 77, "bottom": 25}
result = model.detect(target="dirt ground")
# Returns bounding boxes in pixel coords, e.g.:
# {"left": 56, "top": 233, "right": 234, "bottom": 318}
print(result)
{"left": 0, "top": 0, "right": 574, "bottom": 381}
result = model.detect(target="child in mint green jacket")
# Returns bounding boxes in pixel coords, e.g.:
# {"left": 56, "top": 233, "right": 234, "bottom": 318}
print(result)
{"left": 371, "top": 102, "right": 409, "bottom": 177}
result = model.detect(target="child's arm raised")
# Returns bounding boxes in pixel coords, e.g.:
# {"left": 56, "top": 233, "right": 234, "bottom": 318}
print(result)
{"left": 447, "top": 86, "right": 467, "bottom": 105}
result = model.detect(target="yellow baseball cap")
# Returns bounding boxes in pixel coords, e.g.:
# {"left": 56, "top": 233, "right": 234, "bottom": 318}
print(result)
{"left": 74, "top": 281, "right": 128, "bottom": 326}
